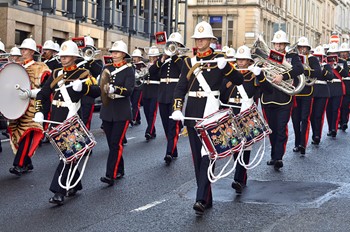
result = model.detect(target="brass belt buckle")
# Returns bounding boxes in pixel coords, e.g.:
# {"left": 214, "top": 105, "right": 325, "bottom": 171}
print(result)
{"left": 196, "top": 92, "right": 202, "bottom": 98}
{"left": 146, "top": 79, "right": 150, "bottom": 85}
{"left": 56, "top": 100, "right": 62, "bottom": 108}
{"left": 166, "top": 78, "right": 170, "bottom": 84}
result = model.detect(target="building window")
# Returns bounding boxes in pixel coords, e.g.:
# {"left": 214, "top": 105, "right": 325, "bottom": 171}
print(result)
{"left": 210, "top": 16, "right": 223, "bottom": 49}
{"left": 15, "top": 30, "right": 29, "bottom": 45}
{"left": 227, "top": 18, "right": 233, "bottom": 47}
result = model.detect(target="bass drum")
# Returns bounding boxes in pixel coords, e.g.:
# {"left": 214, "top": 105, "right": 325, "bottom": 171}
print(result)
{"left": 0, "top": 62, "right": 31, "bottom": 120}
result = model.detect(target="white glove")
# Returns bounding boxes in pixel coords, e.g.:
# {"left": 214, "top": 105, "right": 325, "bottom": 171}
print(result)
{"left": 248, "top": 65, "right": 262, "bottom": 76}
{"left": 29, "top": 89, "right": 41, "bottom": 98}
{"left": 33, "top": 112, "right": 44, "bottom": 123}
{"left": 72, "top": 79, "right": 83, "bottom": 92}
{"left": 18, "top": 91, "right": 30, "bottom": 100}
{"left": 216, "top": 57, "right": 227, "bottom": 70}
{"left": 108, "top": 84, "right": 115, "bottom": 94}
{"left": 135, "top": 72, "right": 140, "bottom": 79}
{"left": 171, "top": 110, "right": 184, "bottom": 124}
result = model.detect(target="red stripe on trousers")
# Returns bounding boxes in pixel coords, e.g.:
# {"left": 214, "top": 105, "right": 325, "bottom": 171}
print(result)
{"left": 113, "top": 121, "right": 129, "bottom": 179}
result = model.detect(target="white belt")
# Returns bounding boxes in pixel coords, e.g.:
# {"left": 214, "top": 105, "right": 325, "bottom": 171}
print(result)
{"left": 108, "top": 94, "right": 125, "bottom": 99}
{"left": 315, "top": 80, "right": 327, "bottom": 85}
{"left": 188, "top": 90, "right": 220, "bottom": 98}
{"left": 229, "top": 97, "right": 242, "bottom": 104}
{"left": 145, "top": 80, "right": 160, "bottom": 85}
{"left": 328, "top": 79, "right": 341, "bottom": 83}
{"left": 160, "top": 78, "right": 179, "bottom": 84}
{"left": 52, "top": 100, "right": 69, "bottom": 108}
{"left": 342, "top": 77, "right": 350, "bottom": 80}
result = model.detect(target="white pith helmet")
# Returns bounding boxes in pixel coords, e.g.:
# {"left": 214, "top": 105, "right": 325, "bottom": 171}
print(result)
{"left": 338, "top": 43, "right": 350, "bottom": 52}
{"left": 234, "top": 45, "right": 253, "bottom": 61}
{"left": 19, "top": 37, "right": 39, "bottom": 53}
{"left": 147, "top": 46, "right": 160, "bottom": 56}
{"left": 57, "top": 40, "right": 81, "bottom": 57}
{"left": 226, "top": 48, "right": 236, "bottom": 58}
{"left": 313, "top": 45, "right": 326, "bottom": 56}
{"left": 54, "top": 42, "right": 60, "bottom": 52}
{"left": 10, "top": 46, "right": 21, "bottom": 56}
{"left": 191, "top": 21, "right": 217, "bottom": 40}
{"left": 168, "top": 32, "right": 185, "bottom": 47}
{"left": 297, "top": 36, "right": 311, "bottom": 49}
{"left": 0, "top": 40, "right": 5, "bottom": 53}
{"left": 84, "top": 36, "right": 95, "bottom": 47}
{"left": 132, "top": 48, "right": 143, "bottom": 57}
{"left": 221, "top": 46, "right": 229, "bottom": 53}
{"left": 42, "top": 40, "right": 56, "bottom": 51}
{"left": 109, "top": 40, "right": 130, "bottom": 58}
{"left": 271, "top": 30, "right": 290, "bottom": 44}
{"left": 327, "top": 42, "right": 339, "bottom": 54}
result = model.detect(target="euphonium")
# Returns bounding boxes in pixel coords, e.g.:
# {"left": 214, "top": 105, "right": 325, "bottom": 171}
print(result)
{"left": 164, "top": 41, "right": 190, "bottom": 56}
{"left": 81, "top": 47, "right": 100, "bottom": 61}
{"left": 251, "top": 35, "right": 305, "bottom": 95}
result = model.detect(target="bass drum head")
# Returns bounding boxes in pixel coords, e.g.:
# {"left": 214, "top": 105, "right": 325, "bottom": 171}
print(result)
{"left": 0, "top": 62, "right": 31, "bottom": 120}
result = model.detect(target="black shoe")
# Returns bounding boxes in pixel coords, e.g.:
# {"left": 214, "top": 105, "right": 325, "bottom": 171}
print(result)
{"left": 267, "top": 159, "right": 276, "bottom": 166}
{"left": 100, "top": 176, "right": 114, "bottom": 186}
{"left": 2, "top": 131, "right": 9, "bottom": 138}
{"left": 193, "top": 201, "right": 205, "bottom": 216}
{"left": 327, "top": 131, "right": 332, "bottom": 137}
{"left": 135, "top": 121, "right": 141, "bottom": 126}
{"left": 67, "top": 189, "right": 78, "bottom": 197}
{"left": 164, "top": 154, "right": 172, "bottom": 165}
{"left": 342, "top": 124, "right": 348, "bottom": 131}
{"left": 274, "top": 160, "right": 283, "bottom": 171}
{"left": 49, "top": 193, "right": 64, "bottom": 205}
{"left": 145, "top": 133, "right": 152, "bottom": 141}
{"left": 151, "top": 134, "right": 156, "bottom": 139}
{"left": 116, "top": 172, "right": 124, "bottom": 179}
{"left": 293, "top": 146, "right": 300, "bottom": 152}
{"left": 123, "top": 138, "right": 127, "bottom": 146}
{"left": 299, "top": 146, "right": 305, "bottom": 155}
{"left": 9, "top": 166, "right": 23, "bottom": 176}
{"left": 312, "top": 136, "right": 320, "bottom": 145}
{"left": 0, "top": 146, "right": 2, "bottom": 153}
{"left": 331, "top": 130, "right": 337, "bottom": 137}
{"left": 231, "top": 181, "right": 245, "bottom": 194}
{"left": 23, "top": 164, "right": 34, "bottom": 173}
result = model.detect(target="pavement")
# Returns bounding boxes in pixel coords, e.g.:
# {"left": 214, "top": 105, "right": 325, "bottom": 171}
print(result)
{"left": 1, "top": 109, "right": 350, "bottom": 231}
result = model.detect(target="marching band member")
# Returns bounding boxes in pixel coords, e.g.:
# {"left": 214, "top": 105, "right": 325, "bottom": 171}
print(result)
{"left": 34, "top": 40, "right": 100, "bottom": 204}
{"left": 338, "top": 42, "right": 350, "bottom": 131}
{"left": 0, "top": 40, "right": 5, "bottom": 153}
{"left": 42, "top": 40, "right": 62, "bottom": 72}
{"left": 142, "top": 46, "right": 161, "bottom": 141}
{"left": 310, "top": 46, "right": 333, "bottom": 145}
{"left": 8, "top": 37, "right": 51, "bottom": 176}
{"left": 291, "top": 37, "right": 321, "bottom": 155}
{"left": 220, "top": 45, "right": 272, "bottom": 194}
{"left": 261, "top": 30, "right": 304, "bottom": 170}
{"left": 325, "top": 43, "right": 348, "bottom": 137}
{"left": 130, "top": 48, "right": 145, "bottom": 126}
{"left": 155, "top": 32, "right": 185, "bottom": 165}
{"left": 9, "top": 46, "right": 22, "bottom": 63}
{"left": 172, "top": 21, "right": 243, "bottom": 215}
{"left": 99, "top": 40, "right": 134, "bottom": 186}
{"left": 76, "top": 36, "right": 103, "bottom": 130}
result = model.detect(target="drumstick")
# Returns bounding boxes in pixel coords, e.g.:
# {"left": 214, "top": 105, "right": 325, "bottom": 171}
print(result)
{"left": 33, "top": 119, "right": 63, "bottom": 125}
{"left": 54, "top": 78, "right": 89, "bottom": 92}
{"left": 169, "top": 116, "right": 204, "bottom": 121}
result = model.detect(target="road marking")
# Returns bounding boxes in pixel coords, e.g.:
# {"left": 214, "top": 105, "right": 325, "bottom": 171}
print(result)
{"left": 130, "top": 199, "right": 166, "bottom": 212}
{"left": 0, "top": 139, "right": 9, "bottom": 142}
{"left": 127, "top": 137, "right": 136, "bottom": 140}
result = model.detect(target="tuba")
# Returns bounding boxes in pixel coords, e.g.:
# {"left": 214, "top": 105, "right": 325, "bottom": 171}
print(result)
{"left": 251, "top": 35, "right": 305, "bottom": 95}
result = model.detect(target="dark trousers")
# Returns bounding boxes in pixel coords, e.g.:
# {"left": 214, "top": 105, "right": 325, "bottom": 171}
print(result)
{"left": 262, "top": 103, "right": 292, "bottom": 161}
{"left": 143, "top": 97, "right": 158, "bottom": 136}
{"left": 102, "top": 120, "right": 129, "bottom": 179}
{"left": 234, "top": 150, "right": 250, "bottom": 185}
{"left": 326, "top": 96, "right": 342, "bottom": 132}
{"left": 50, "top": 160, "right": 83, "bottom": 195}
{"left": 81, "top": 96, "right": 95, "bottom": 130}
{"left": 188, "top": 127, "right": 212, "bottom": 205}
{"left": 291, "top": 97, "right": 313, "bottom": 148}
{"left": 159, "top": 103, "right": 181, "bottom": 157}
{"left": 13, "top": 131, "right": 34, "bottom": 167}
{"left": 340, "top": 95, "right": 350, "bottom": 126}
{"left": 311, "top": 97, "right": 328, "bottom": 140}
{"left": 131, "top": 89, "right": 142, "bottom": 123}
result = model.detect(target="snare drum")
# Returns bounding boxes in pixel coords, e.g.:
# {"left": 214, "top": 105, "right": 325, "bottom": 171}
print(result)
{"left": 195, "top": 108, "right": 243, "bottom": 159}
{"left": 235, "top": 103, "right": 271, "bottom": 147}
{"left": 46, "top": 115, "right": 96, "bottom": 163}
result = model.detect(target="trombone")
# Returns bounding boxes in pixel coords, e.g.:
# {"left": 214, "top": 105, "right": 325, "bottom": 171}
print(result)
{"left": 192, "top": 58, "right": 271, "bottom": 71}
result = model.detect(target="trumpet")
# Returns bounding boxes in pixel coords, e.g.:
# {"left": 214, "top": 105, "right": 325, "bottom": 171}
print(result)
{"left": 80, "top": 47, "right": 100, "bottom": 61}
{"left": 164, "top": 41, "right": 190, "bottom": 56}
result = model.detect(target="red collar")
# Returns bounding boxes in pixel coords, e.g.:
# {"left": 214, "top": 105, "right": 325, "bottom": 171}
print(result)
{"left": 63, "top": 64, "right": 77, "bottom": 71}
{"left": 113, "top": 60, "right": 127, "bottom": 67}
{"left": 23, "top": 59, "right": 34, "bottom": 65}
{"left": 196, "top": 49, "right": 213, "bottom": 58}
